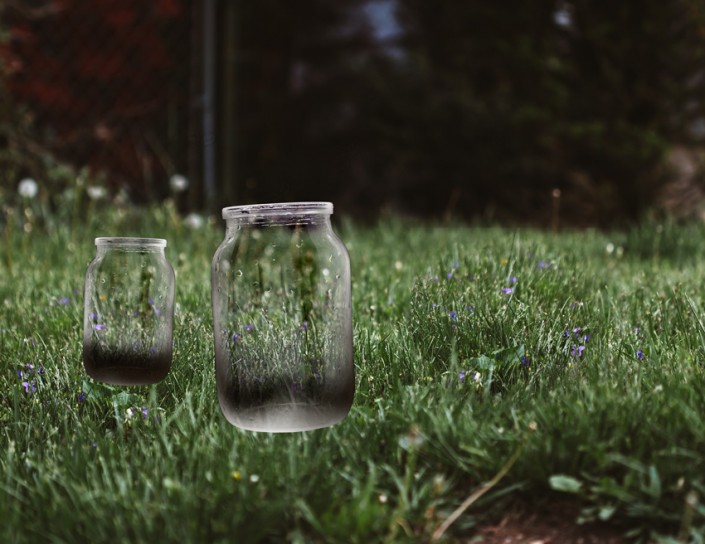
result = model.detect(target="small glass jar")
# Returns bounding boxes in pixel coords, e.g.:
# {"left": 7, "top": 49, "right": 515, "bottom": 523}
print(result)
{"left": 83, "top": 237, "right": 175, "bottom": 385}
{"left": 211, "top": 202, "right": 354, "bottom": 432}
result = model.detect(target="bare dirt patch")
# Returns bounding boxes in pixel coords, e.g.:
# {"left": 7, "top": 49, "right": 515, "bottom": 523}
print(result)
{"left": 467, "top": 502, "right": 633, "bottom": 544}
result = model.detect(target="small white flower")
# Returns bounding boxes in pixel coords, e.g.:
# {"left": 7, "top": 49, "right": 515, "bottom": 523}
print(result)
{"left": 18, "top": 178, "right": 38, "bottom": 199}
{"left": 184, "top": 213, "right": 204, "bottom": 229}
{"left": 249, "top": 474, "right": 260, "bottom": 483}
{"left": 86, "top": 185, "right": 107, "bottom": 200}
{"left": 169, "top": 174, "right": 189, "bottom": 193}
{"left": 606, "top": 243, "right": 615, "bottom": 255}
{"left": 126, "top": 408, "right": 135, "bottom": 419}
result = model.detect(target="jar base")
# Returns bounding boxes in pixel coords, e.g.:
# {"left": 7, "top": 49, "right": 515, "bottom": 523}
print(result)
{"left": 220, "top": 401, "right": 350, "bottom": 433}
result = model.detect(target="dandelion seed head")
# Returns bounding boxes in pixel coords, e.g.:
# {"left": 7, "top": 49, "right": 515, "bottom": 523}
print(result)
{"left": 86, "top": 185, "right": 107, "bottom": 200}
{"left": 169, "top": 174, "right": 189, "bottom": 193}
{"left": 18, "top": 178, "right": 38, "bottom": 199}
{"left": 184, "top": 213, "right": 204, "bottom": 229}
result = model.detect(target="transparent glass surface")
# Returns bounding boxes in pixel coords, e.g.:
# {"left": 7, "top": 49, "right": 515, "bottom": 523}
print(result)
{"left": 83, "top": 237, "right": 175, "bottom": 385}
{"left": 212, "top": 202, "right": 354, "bottom": 432}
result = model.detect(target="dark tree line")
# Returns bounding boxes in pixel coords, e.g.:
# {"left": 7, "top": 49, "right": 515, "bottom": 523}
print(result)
{"left": 2, "top": 0, "right": 705, "bottom": 225}
{"left": 221, "top": 0, "right": 705, "bottom": 225}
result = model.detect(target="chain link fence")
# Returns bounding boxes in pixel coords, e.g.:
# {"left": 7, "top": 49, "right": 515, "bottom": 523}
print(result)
{"left": 1, "top": 0, "right": 201, "bottom": 203}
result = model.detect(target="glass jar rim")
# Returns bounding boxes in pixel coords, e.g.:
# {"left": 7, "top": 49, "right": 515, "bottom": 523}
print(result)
{"left": 222, "top": 201, "right": 333, "bottom": 219}
{"left": 95, "top": 237, "right": 167, "bottom": 248}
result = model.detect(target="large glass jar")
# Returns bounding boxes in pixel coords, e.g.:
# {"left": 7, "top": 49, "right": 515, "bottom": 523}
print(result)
{"left": 83, "top": 237, "right": 175, "bottom": 385}
{"left": 211, "top": 202, "right": 354, "bottom": 432}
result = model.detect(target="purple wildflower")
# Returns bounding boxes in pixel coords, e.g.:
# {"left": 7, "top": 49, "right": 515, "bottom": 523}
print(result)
{"left": 537, "top": 261, "right": 550, "bottom": 269}
{"left": 501, "top": 287, "right": 514, "bottom": 295}
{"left": 458, "top": 371, "right": 466, "bottom": 384}
{"left": 584, "top": 334, "right": 591, "bottom": 343}
{"left": 57, "top": 297, "right": 70, "bottom": 305}
{"left": 449, "top": 311, "right": 457, "bottom": 321}
{"left": 301, "top": 321, "right": 309, "bottom": 331}
{"left": 232, "top": 333, "right": 240, "bottom": 343}
{"left": 571, "top": 345, "right": 585, "bottom": 358}
{"left": 141, "top": 407, "right": 149, "bottom": 419}
{"left": 508, "top": 276, "right": 517, "bottom": 284}
{"left": 520, "top": 355, "right": 530, "bottom": 367}
{"left": 17, "top": 369, "right": 23, "bottom": 378}
{"left": 94, "top": 323, "right": 107, "bottom": 331}
{"left": 21, "top": 381, "right": 36, "bottom": 394}
{"left": 290, "top": 382, "right": 304, "bottom": 395}
{"left": 637, "top": 349, "right": 644, "bottom": 360}
{"left": 77, "top": 391, "right": 87, "bottom": 403}
{"left": 244, "top": 324, "right": 254, "bottom": 333}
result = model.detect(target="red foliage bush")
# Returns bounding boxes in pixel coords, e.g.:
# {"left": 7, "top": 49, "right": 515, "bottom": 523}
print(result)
{"left": 2, "top": 0, "right": 189, "bottom": 198}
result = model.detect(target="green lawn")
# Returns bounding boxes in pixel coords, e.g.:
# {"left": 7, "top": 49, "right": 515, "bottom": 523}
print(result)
{"left": 2, "top": 206, "right": 705, "bottom": 543}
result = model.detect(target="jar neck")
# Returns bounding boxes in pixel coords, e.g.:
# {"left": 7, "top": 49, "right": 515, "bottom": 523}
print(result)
{"left": 95, "top": 237, "right": 167, "bottom": 255}
{"left": 225, "top": 213, "right": 332, "bottom": 232}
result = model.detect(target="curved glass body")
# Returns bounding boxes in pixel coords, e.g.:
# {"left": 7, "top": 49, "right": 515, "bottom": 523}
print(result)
{"left": 211, "top": 202, "right": 354, "bottom": 432}
{"left": 83, "top": 237, "right": 175, "bottom": 385}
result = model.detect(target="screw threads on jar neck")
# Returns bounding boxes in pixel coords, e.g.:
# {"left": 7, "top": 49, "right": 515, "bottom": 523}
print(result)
{"left": 222, "top": 202, "right": 334, "bottom": 227}
{"left": 95, "top": 237, "right": 167, "bottom": 253}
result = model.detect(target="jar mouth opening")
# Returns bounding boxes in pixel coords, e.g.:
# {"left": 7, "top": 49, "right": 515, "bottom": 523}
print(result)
{"left": 95, "top": 237, "right": 167, "bottom": 248}
{"left": 222, "top": 201, "right": 333, "bottom": 219}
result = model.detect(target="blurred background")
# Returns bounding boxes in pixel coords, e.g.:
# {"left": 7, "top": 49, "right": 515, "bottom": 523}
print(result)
{"left": 1, "top": 0, "right": 705, "bottom": 227}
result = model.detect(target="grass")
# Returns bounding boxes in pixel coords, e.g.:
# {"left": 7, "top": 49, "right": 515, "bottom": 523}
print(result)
{"left": 2, "top": 205, "right": 705, "bottom": 543}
